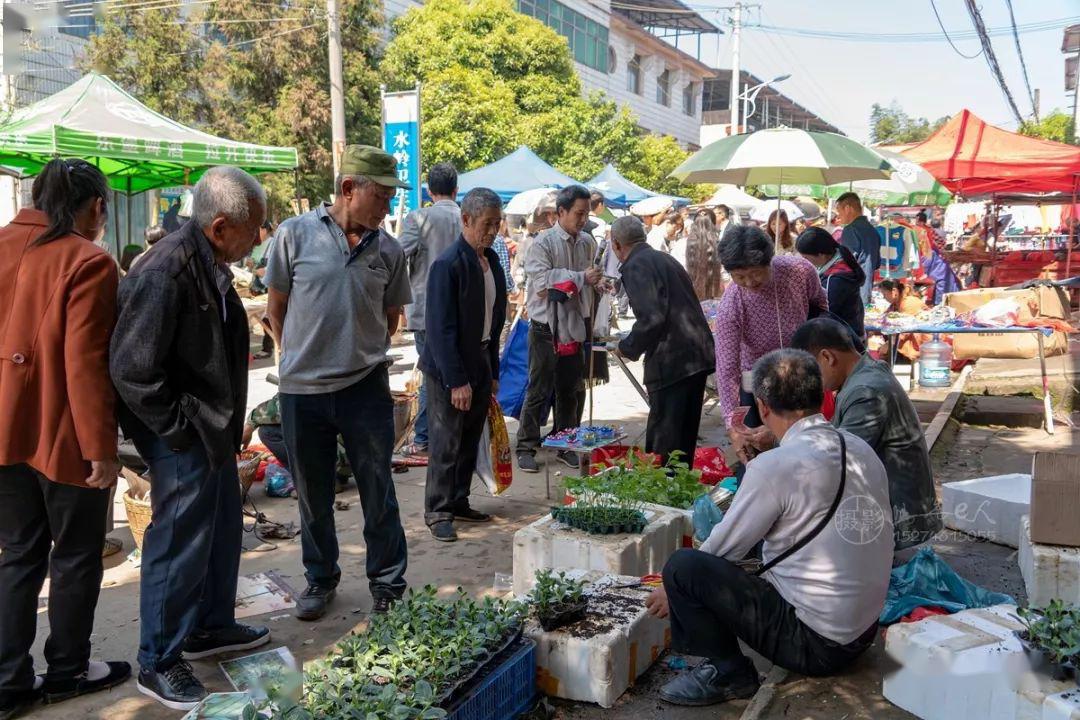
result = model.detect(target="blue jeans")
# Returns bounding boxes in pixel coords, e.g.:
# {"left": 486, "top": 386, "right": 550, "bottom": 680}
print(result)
{"left": 413, "top": 330, "right": 429, "bottom": 446}
{"left": 279, "top": 366, "right": 408, "bottom": 598}
{"left": 127, "top": 429, "right": 242, "bottom": 671}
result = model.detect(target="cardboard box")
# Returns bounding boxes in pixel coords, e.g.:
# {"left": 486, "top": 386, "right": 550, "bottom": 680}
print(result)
{"left": 1029, "top": 453, "right": 1080, "bottom": 547}
{"left": 942, "top": 286, "right": 1069, "bottom": 360}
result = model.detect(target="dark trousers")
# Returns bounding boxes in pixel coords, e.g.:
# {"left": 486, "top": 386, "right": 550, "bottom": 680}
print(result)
{"left": 646, "top": 370, "right": 709, "bottom": 463}
{"left": 0, "top": 465, "right": 109, "bottom": 696}
{"left": 280, "top": 367, "right": 407, "bottom": 599}
{"left": 127, "top": 429, "right": 243, "bottom": 672}
{"left": 257, "top": 424, "right": 289, "bottom": 469}
{"left": 516, "top": 322, "right": 586, "bottom": 456}
{"left": 424, "top": 364, "right": 492, "bottom": 526}
{"left": 663, "top": 549, "right": 876, "bottom": 677}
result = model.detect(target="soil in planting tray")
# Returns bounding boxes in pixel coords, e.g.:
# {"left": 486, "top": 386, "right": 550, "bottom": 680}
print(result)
{"left": 440, "top": 636, "right": 530, "bottom": 713}
{"left": 536, "top": 589, "right": 649, "bottom": 640}
{"left": 537, "top": 601, "right": 588, "bottom": 632}
{"left": 550, "top": 507, "right": 648, "bottom": 535}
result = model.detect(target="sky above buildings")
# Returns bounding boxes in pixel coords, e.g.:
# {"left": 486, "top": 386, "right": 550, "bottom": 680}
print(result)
{"left": 666, "top": 0, "right": 1077, "bottom": 140}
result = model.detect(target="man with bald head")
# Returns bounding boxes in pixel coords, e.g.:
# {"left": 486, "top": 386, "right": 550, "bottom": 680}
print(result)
{"left": 610, "top": 216, "right": 714, "bottom": 461}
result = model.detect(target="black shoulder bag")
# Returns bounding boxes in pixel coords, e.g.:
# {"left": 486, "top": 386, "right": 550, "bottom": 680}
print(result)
{"left": 755, "top": 429, "right": 847, "bottom": 576}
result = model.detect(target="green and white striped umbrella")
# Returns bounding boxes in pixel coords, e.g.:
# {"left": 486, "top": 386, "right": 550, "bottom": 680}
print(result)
{"left": 757, "top": 149, "right": 953, "bottom": 206}
{"left": 670, "top": 127, "right": 893, "bottom": 187}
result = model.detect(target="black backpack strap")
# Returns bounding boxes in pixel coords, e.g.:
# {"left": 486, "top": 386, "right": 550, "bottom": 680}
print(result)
{"left": 755, "top": 429, "right": 847, "bottom": 576}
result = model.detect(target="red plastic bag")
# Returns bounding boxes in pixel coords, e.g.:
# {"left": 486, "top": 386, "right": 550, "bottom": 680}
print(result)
{"left": 693, "top": 447, "right": 731, "bottom": 485}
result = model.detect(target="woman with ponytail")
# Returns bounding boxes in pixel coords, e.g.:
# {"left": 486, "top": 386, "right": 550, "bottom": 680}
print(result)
{"left": 796, "top": 226, "right": 867, "bottom": 337}
{"left": 0, "top": 158, "right": 130, "bottom": 718}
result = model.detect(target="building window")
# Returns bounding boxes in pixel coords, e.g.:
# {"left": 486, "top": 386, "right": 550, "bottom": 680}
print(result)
{"left": 627, "top": 55, "right": 642, "bottom": 94}
{"left": 656, "top": 69, "right": 671, "bottom": 107}
{"left": 517, "top": 0, "right": 609, "bottom": 73}
{"left": 59, "top": 13, "right": 96, "bottom": 39}
{"left": 683, "top": 82, "right": 696, "bottom": 116}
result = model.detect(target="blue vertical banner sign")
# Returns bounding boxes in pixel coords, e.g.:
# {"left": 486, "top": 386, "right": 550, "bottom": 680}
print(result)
{"left": 381, "top": 86, "right": 421, "bottom": 217}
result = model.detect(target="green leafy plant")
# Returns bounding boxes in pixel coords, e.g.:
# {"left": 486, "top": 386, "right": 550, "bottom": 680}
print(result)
{"left": 570, "top": 451, "right": 706, "bottom": 511}
{"left": 295, "top": 586, "right": 525, "bottom": 718}
{"left": 529, "top": 570, "right": 587, "bottom": 631}
{"left": 1016, "top": 600, "right": 1080, "bottom": 677}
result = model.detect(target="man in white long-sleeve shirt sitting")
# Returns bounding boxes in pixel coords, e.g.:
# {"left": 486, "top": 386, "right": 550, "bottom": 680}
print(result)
{"left": 646, "top": 348, "right": 893, "bottom": 707}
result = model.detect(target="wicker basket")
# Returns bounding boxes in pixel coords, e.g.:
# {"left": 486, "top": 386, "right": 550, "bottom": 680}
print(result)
{"left": 123, "top": 489, "right": 152, "bottom": 552}
{"left": 392, "top": 390, "right": 416, "bottom": 446}
{"left": 238, "top": 450, "right": 266, "bottom": 497}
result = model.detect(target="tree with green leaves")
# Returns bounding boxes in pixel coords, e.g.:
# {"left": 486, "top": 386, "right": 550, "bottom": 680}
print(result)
{"left": 869, "top": 102, "right": 947, "bottom": 146}
{"left": 83, "top": 0, "right": 385, "bottom": 214}
{"left": 384, "top": 0, "right": 705, "bottom": 198}
{"left": 1019, "top": 110, "right": 1078, "bottom": 145}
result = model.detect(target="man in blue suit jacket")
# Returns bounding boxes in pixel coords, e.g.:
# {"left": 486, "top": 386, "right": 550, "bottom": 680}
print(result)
{"left": 419, "top": 188, "right": 507, "bottom": 542}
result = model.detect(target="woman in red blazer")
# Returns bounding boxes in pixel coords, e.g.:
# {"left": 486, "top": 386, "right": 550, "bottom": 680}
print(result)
{"left": 0, "top": 159, "right": 130, "bottom": 718}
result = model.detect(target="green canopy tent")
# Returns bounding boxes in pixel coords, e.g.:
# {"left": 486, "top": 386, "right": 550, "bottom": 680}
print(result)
{"left": 0, "top": 73, "right": 298, "bottom": 252}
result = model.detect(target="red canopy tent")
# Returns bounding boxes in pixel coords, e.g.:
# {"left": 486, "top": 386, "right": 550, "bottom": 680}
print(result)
{"left": 902, "top": 109, "right": 1080, "bottom": 277}
{"left": 902, "top": 109, "right": 1080, "bottom": 196}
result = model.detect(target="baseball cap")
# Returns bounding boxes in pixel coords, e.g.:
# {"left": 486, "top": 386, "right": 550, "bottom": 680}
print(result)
{"left": 339, "top": 145, "right": 411, "bottom": 190}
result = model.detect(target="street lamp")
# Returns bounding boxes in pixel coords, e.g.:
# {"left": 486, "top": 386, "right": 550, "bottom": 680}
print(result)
{"left": 739, "top": 74, "right": 791, "bottom": 133}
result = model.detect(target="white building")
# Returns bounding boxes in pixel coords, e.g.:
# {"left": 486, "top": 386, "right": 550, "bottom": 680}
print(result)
{"left": 385, "top": 0, "right": 719, "bottom": 149}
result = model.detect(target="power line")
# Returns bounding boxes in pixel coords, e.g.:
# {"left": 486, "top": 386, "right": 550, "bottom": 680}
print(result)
{"left": 930, "top": 0, "right": 981, "bottom": 59}
{"left": 744, "top": 17, "right": 1074, "bottom": 43}
{"left": 964, "top": 0, "right": 1024, "bottom": 126}
{"left": 1003, "top": 0, "right": 1037, "bottom": 121}
{"left": 167, "top": 21, "right": 317, "bottom": 55}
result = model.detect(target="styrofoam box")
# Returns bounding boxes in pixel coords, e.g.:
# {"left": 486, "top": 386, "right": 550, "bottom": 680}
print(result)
{"left": 882, "top": 603, "right": 1080, "bottom": 720}
{"left": 525, "top": 571, "right": 670, "bottom": 709}
{"left": 941, "top": 473, "right": 1030, "bottom": 548}
{"left": 512, "top": 507, "right": 684, "bottom": 597}
{"left": 1019, "top": 514, "right": 1080, "bottom": 606}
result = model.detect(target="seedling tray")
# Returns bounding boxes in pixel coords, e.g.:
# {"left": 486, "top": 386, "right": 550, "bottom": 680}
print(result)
{"left": 445, "top": 639, "right": 537, "bottom": 720}
{"left": 437, "top": 624, "right": 524, "bottom": 708}
{"left": 550, "top": 506, "right": 648, "bottom": 535}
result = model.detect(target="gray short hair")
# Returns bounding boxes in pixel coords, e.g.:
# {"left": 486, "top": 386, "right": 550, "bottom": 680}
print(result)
{"left": 460, "top": 187, "right": 502, "bottom": 218}
{"left": 335, "top": 174, "right": 375, "bottom": 196}
{"left": 192, "top": 166, "right": 266, "bottom": 228}
{"left": 611, "top": 216, "right": 646, "bottom": 247}
{"left": 752, "top": 349, "right": 823, "bottom": 415}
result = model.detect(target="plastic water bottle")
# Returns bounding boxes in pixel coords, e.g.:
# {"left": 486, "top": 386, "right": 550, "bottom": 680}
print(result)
{"left": 919, "top": 334, "right": 952, "bottom": 388}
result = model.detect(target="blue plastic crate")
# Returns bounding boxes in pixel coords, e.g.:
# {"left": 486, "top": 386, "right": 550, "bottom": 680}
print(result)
{"left": 447, "top": 639, "right": 536, "bottom": 720}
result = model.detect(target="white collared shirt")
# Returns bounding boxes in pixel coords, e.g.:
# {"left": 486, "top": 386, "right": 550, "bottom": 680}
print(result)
{"left": 700, "top": 414, "right": 894, "bottom": 644}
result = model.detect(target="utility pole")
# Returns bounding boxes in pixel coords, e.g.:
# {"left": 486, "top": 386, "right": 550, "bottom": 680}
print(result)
{"left": 327, "top": 0, "right": 347, "bottom": 180}
{"left": 727, "top": 1, "right": 741, "bottom": 136}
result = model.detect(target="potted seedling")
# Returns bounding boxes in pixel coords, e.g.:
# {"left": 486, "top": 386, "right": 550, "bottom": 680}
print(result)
{"left": 1015, "top": 601, "right": 1080, "bottom": 681}
{"left": 530, "top": 569, "right": 588, "bottom": 631}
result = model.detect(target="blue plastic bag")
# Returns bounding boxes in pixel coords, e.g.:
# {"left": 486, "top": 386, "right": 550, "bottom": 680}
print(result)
{"left": 692, "top": 494, "right": 725, "bottom": 543}
{"left": 264, "top": 464, "right": 294, "bottom": 498}
{"left": 879, "top": 547, "right": 1015, "bottom": 625}
{"left": 496, "top": 319, "right": 530, "bottom": 419}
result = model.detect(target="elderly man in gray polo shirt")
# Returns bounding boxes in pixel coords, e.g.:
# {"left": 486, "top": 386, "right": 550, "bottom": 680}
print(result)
{"left": 265, "top": 145, "right": 412, "bottom": 621}
{"left": 398, "top": 162, "right": 460, "bottom": 457}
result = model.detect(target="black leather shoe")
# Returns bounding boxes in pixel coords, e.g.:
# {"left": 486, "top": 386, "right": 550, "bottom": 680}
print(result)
{"left": 41, "top": 661, "right": 131, "bottom": 704}
{"left": 295, "top": 584, "right": 336, "bottom": 621}
{"left": 556, "top": 450, "right": 580, "bottom": 469}
{"left": 136, "top": 661, "right": 207, "bottom": 712}
{"left": 0, "top": 689, "right": 39, "bottom": 720}
{"left": 372, "top": 596, "right": 397, "bottom": 614}
{"left": 517, "top": 454, "right": 539, "bottom": 473}
{"left": 430, "top": 520, "right": 458, "bottom": 542}
{"left": 183, "top": 624, "right": 271, "bottom": 660}
{"left": 454, "top": 507, "right": 492, "bottom": 523}
{"left": 658, "top": 660, "right": 760, "bottom": 707}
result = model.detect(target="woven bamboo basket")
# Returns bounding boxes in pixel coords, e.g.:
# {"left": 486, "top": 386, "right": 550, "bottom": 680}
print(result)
{"left": 121, "top": 467, "right": 152, "bottom": 551}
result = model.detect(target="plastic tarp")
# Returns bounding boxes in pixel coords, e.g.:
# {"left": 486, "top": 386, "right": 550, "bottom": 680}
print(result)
{"left": 879, "top": 547, "right": 1015, "bottom": 625}
{"left": 586, "top": 163, "right": 676, "bottom": 208}
{"left": 455, "top": 146, "right": 581, "bottom": 203}
{"left": 0, "top": 73, "right": 298, "bottom": 194}
{"left": 902, "top": 109, "right": 1080, "bottom": 196}
{"left": 700, "top": 184, "right": 761, "bottom": 215}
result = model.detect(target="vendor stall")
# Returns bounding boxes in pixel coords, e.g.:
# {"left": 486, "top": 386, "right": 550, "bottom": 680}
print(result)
{"left": 454, "top": 146, "right": 580, "bottom": 203}
{"left": 0, "top": 73, "right": 299, "bottom": 254}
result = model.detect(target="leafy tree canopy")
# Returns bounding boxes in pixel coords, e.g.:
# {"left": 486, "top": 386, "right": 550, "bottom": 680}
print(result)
{"left": 1019, "top": 110, "right": 1078, "bottom": 146}
{"left": 869, "top": 101, "right": 947, "bottom": 146}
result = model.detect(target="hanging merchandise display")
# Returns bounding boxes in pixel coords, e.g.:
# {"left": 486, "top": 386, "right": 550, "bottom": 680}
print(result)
{"left": 877, "top": 220, "right": 921, "bottom": 280}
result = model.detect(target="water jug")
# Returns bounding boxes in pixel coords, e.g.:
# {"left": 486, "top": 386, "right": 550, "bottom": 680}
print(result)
{"left": 918, "top": 334, "right": 952, "bottom": 388}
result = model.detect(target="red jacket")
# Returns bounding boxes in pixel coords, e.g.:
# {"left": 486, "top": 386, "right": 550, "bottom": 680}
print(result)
{"left": 0, "top": 209, "right": 119, "bottom": 486}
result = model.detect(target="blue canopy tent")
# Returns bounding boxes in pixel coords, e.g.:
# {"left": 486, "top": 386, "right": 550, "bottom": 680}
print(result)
{"left": 586, "top": 163, "right": 689, "bottom": 209}
{"left": 454, "top": 146, "right": 582, "bottom": 203}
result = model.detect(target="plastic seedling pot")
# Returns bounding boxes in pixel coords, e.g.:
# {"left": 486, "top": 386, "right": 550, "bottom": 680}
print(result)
{"left": 536, "top": 600, "right": 588, "bottom": 632}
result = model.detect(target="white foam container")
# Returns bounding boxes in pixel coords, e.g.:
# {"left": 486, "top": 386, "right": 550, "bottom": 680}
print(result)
{"left": 882, "top": 603, "right": 1080, "bottom": 720}
{"left": 512, "top": 507, "right": 684, "bottom": 597}
{"left": 1019, "top": 515, "right": 1080, "bottom": 606}
{"left": 525, "top": 571, "right": 670, "bottom": 708}
{"left": 941, "top": 473, "right": 1030, "bottom": 548}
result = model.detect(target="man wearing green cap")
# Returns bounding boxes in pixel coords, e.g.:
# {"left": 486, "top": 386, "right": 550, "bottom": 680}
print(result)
{"left": 265, "top": 144, "right": 412, "bottom": 621}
